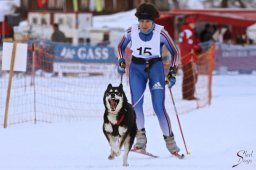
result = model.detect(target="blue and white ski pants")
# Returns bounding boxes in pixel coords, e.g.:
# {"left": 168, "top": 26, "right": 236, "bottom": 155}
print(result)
{"left": 129, "top": 60, "right": 173, "bottom": 136}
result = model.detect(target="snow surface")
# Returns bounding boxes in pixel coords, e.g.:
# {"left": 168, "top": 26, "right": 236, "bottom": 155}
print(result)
{"left": 93, "top": 9, "right": 137, "bottom": 30}
{"left": 0, "top": 75, "right": 256, "bottom": 170}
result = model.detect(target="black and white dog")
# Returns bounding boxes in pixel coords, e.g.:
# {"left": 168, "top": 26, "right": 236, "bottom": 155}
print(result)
{"left": 103, "top": 84, "right": 137, "bottom": 166}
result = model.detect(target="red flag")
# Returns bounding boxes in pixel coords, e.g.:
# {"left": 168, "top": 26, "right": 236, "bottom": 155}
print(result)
{"left": 37, "top": 0, "right": 48, "bottom": 8}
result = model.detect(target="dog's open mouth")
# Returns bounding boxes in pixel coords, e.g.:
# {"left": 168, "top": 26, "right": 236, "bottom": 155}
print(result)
{"left": 108, "top": 98, "right": 119, "bottom": 111}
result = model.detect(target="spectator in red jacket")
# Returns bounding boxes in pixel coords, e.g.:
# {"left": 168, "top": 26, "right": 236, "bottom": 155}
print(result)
{"left": 0, "top": 16, "right": 13, "bottom": 42}
{"left": 178, "top": 16, "right": 200, "bottom": 100}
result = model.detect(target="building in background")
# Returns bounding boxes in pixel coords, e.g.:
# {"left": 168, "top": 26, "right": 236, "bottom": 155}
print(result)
{"left": 19, "top": 0, "right": 171, "bottom": 17}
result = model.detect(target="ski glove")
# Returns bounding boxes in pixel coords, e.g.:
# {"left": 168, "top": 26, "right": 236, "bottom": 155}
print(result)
{"left": 117, "top": 58, "right": 126, "bottom": 75}
{"left": 166, "top": 66, "right": 178, "bottom": 88}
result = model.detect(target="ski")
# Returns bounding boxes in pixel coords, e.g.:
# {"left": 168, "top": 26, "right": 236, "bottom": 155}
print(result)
{"left": 130, "top": 148, "right": 184, "bottom": 159}
{"left": 172, "top": 152, "right": 185, "bottom": 159}
{"left": 130, "top": 148, "right": 158, "bottom": 158}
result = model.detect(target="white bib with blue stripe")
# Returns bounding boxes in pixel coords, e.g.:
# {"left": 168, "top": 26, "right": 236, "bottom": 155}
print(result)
{"left": 131, "top": 24, "right": 163, "bottom": 59}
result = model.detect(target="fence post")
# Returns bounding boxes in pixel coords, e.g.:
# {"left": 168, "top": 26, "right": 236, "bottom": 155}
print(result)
{"left": 4, "top": 42, "right": 17, "bottom": 128}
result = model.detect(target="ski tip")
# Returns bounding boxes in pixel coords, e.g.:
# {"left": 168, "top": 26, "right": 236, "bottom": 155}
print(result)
{"left": 177, "top": 154, "right": 185, "bottom": 159}
{"left": 172, "top": 152, "right": 185, "bottom": 159}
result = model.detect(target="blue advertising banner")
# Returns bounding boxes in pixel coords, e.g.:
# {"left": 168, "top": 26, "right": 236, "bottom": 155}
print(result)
{"left": 215, "top": 43, "right": 256, "bottom": 72}
{"left": 53, "top": 43, "right": 116, "bottom": 63}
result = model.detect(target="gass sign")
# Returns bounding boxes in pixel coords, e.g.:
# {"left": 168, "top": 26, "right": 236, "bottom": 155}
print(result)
{"left": 53, "top": 44, "right": 116, "bottom": 63}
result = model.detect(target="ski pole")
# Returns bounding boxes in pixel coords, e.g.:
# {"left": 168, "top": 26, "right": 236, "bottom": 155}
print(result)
{"left": 169, "top": 89, "right": 190, "bottom": 155}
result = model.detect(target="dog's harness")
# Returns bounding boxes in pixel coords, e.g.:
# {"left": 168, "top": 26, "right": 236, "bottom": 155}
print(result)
{"left": 116, "top": 114, "right": 125, "bottom": 125}
{"left": 110, "top": 114, "right": 125, "bottom": 126}
{"left": 132, "top": 56, "right": 162, "bottom": 72}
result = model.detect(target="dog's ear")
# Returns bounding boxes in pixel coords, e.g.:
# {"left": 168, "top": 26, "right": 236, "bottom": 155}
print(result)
{"left": 119, "top": 83, "right": 123, "bottom": 89}
{"left": 107, "top": 84, "right": 112, "bottom": 89}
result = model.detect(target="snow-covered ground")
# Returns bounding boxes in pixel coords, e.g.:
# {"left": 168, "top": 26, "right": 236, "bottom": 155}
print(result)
{"left": 93, "top": 9, "right": 137, "bottom": 30}
{"left": 0, "top": 75, "right": 255, "bottom": 170}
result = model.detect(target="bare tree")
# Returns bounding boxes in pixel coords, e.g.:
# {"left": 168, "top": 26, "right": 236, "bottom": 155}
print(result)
{"left": 220, "top": 0, "right": 229, "bottom": 8}
{"left": 167, "top": 0, "right": 180, "bottom": 9}
{"left": 220, "top": 0, "right": 246, "bottom": 8}
{"left": 232, "top": 0, "right": 246, "bottom": 8}
{"left": 172, "top": 0, "right": 180, "bottom": 8}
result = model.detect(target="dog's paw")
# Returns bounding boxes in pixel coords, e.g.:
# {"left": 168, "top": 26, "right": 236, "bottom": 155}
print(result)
{"left": 104, "top": 123, "right": 113, "bottom": 133}
{"left": 108, "top": 154, "right": 115, "bottom": 160}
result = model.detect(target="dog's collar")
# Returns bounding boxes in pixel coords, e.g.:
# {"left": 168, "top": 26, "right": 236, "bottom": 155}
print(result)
{"left": 112, "top": 114, "right": 125, "bottom": 126}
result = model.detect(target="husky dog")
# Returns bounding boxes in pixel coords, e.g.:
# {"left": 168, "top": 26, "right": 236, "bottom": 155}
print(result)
{"left": 103, "top": 84, "right": 137, "bottom": 166}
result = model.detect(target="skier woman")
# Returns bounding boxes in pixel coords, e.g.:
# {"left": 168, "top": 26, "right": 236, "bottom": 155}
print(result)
{"left": 117, "top": 3, "right": 181, "bottom": 155}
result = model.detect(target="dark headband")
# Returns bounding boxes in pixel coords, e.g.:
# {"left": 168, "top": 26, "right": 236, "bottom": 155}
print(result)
{"left": 137, "top": 13, "right": 154, "bottom": 21}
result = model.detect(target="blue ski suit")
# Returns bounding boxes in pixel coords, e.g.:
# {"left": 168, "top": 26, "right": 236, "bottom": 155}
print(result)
{"left": 118, "top": 24, "right": 179, "bottom": 136}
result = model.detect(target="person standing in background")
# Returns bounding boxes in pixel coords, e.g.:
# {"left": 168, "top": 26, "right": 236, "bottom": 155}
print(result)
{"left": 179, "top": 16, "right": 200, "bottom": 100}
{"left": 0, "top": 16, "right": 14, "bottom": 43}
{"left": 51, "top": 23, "right": 66, "bottom": 43}
{"left": 51, "top": 23, "right": 66, "bottom": 77}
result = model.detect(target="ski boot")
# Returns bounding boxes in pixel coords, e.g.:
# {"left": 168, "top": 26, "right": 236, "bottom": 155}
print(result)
{"left": 134, "top": 128, "right": 147, "bottom": 150}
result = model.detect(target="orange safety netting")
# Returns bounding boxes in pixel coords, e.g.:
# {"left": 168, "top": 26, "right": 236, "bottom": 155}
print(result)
{"left": 0, "top": 41, "right": 215, "bottom": 127}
